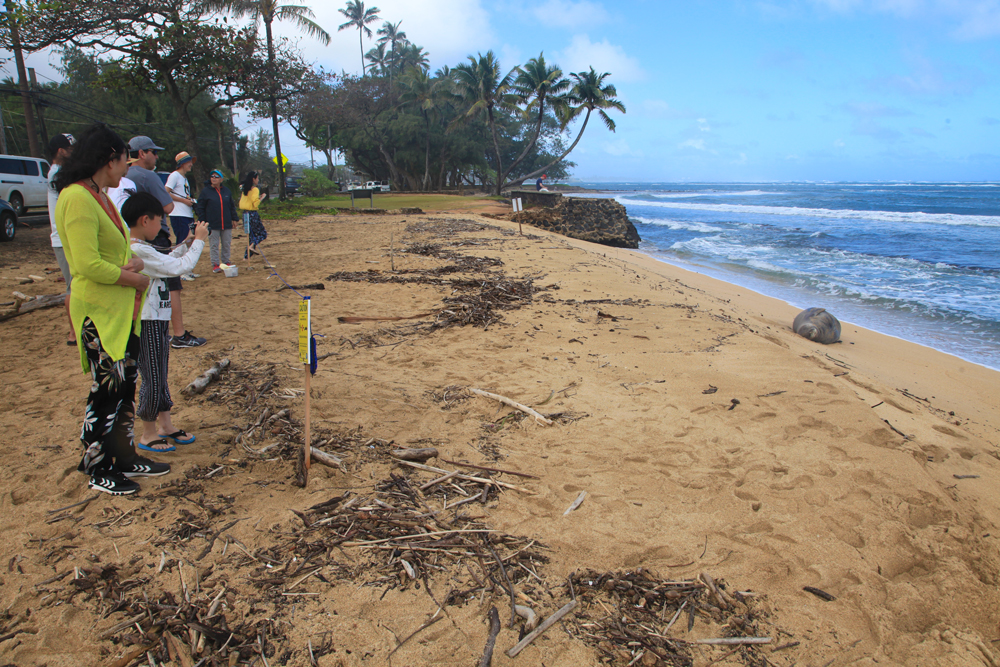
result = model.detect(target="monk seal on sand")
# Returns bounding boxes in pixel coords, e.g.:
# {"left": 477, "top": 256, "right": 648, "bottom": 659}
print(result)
{"left": 793, "top": 307, "right": 841, "bottom": 344}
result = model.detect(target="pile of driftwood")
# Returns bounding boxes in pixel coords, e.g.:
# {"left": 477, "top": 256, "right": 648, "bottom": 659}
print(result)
{"left": 96, "top": 575, "right": 280, "bottom": 667}
{"left": 568, "top": 569, "right": 779, "bottom": 667}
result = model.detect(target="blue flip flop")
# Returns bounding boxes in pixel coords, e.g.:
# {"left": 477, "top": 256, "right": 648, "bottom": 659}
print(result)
{"left": 160, "top": 430, "right": 196, "bottom": 445}
{"left": 137, "top": 438, "right": 176, "bottom": 453}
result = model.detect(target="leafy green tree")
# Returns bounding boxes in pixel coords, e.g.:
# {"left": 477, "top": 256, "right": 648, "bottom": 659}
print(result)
{"left": 501, "top": 54, "right": 569, "bottom": 189}
{"left": 364, "top": 42, "right": 389, "bottom": 76}
{"left": 503, "top": 67, "right": 625, "bottom": 190}
{"left": 209, "top": 0, "right": 330, "bottom": 200}
{"left": 376, "top": 20, "right": 405, "bottom": 86}
{"left": 337, "top": 0, "right": 380, "bottom": 76}
{"left": 452, "top": 51, "right": 519, "bottom": 195}
{"left": 15, "top": 0, "right": 307, "bottom": 185}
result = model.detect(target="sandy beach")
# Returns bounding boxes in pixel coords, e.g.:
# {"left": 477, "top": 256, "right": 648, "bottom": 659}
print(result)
{"left": 1, "top": 203, "right": 999, "bottom": 667}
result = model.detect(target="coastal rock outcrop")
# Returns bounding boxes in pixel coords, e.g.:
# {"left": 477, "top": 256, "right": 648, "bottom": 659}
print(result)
{"left": 512, "top": 197, "right": 641, "bottom": 249}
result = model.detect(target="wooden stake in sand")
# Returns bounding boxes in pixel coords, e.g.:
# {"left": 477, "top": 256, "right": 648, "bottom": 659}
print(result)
{"left": 298, "top": 297, "right": 313, "bottom": 484}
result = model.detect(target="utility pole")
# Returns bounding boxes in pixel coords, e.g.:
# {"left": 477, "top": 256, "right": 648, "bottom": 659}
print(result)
{"left": 28, "top": 68, "right": 47, "bottom": 152}
{"left": 0, "top": 102, "right": 7, "bottom": 154}
{"left": 4, "top": 0, "right": 41, "bottom": 157}
{"left": 229, "top": 107, "right": 238, "bottom": 175}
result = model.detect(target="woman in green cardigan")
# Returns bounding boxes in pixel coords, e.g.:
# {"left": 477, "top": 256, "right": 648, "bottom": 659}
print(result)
{"left": 54, "top": 124, "right": 171, "bottom": 495}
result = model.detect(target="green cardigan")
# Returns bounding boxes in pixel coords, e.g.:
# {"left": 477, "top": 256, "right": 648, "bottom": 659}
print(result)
{"left": 55, "top": 183, "right": 143, "bottom": 372}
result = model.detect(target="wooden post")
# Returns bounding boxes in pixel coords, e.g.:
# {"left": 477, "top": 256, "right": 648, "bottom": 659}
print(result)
{"left": 304, "top": 363, "right": 311, "bottom": 472}
{"left": 298, "top": 297, "right": 312, "bottom": 482}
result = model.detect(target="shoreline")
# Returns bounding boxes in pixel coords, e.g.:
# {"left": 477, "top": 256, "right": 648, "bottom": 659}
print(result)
{"left": 1, "top": 210, "right": 999, "bottom": 666}
{"left": 634, "top": 246, "right": 1000, "bottom": 374}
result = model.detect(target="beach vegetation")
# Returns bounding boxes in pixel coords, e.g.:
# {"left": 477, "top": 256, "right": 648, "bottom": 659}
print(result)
{"left": 337, "top": 0, "right": 381, "bottom": 76}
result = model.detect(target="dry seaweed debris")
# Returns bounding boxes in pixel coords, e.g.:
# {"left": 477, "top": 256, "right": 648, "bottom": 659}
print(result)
{"left": 252, "top": 468, "right": 550, "bottom": 615}
{"left": 569, "top": 569, "right": 777, "bottom": 667}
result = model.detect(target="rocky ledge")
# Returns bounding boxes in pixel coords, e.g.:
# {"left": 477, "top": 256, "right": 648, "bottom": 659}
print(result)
{"left": 512, "top": 196, "right": 640, "bottom": 249}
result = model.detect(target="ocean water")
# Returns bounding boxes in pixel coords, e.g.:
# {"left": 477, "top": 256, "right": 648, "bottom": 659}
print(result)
{"left": 571, "top": 183, "right": 1000, "bottom": 371}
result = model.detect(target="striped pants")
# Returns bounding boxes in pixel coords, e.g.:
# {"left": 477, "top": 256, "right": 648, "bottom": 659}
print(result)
{"left": 137, "top": 319, "right": 173, "bottom": 423}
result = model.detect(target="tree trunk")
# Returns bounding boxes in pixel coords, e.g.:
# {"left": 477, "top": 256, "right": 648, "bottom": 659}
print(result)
{"left": 206, "top": 107, "right": 226, "bottom": 171}
{"left": 500, "top": 96, "right": 546, "bottom": 188}
{"left": 265, "top": 19, "right": 286, "bottom": 201}
{"left": 161, "top": 74, "right": 203, "bottom": 184}
{"left": 422, "top": 112, "right": 431, "bottom": 190}
{"left": 7, "top": 7, "right": 40, "bottom": 158}
{"left": 486, "top": 104, "right": 504, "bottom": 196}
{"left": 359, "top": 27, "right": 365, "bottom": 75}
{"left": 501, "top": 108, "right": 591, "bottom": 191}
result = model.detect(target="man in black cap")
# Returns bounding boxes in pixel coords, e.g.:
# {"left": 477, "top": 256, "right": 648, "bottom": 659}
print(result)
{"left": 128, "top": 136, "right": 206, "bottom": 348}
{"left": 47, "top": 133, "right": 76, "bottom": 346}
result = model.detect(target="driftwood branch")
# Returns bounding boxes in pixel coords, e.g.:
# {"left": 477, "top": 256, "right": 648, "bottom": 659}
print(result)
{"left": 563, "top": 491, "right": 587, "bottom": 516}
{"left": 311, "top": 449, "right": 344, "bottom": 468}
{"left": 183, "top": 359, "right": 230, "bottom": 396}
{"left": 0, "top": 293, "right": 65, "bottom": 322}
{"left": 390, "top": 447, "right": 438, "bottom": 462}
{"left": 506, "top": 599, "right": 578, "bottom": 657}
{"left": 479, "top": 606, "right": 501, "bottom": 667}
{"left": 440, "top": 458, "right": 539, "bottom": 479}
{"left": 469, "top": 388, "right": 554, "bottom": 426}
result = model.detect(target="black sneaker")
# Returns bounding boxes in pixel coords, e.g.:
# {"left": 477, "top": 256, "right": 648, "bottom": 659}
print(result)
{"left": 170, "top": 331, "right": 207, "bottom": 348}
{"left": 119, "top": 456, "right": 171, "bottom": 478}
{"left": 89, "top": 471, "right": 141, "bottom": 495}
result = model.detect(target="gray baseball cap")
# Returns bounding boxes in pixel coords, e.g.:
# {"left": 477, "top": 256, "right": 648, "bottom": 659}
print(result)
{"left": 128, "top": 136, "right": 164, "bottom": 152}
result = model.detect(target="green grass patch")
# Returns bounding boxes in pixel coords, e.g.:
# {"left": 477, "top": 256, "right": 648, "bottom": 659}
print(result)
{"left": 258, "top": 192, "right": 503, "bottom": 218}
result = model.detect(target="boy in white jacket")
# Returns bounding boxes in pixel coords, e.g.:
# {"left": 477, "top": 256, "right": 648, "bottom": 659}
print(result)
{"left": 124, "top": 193, "right": 209, "bottom": 453}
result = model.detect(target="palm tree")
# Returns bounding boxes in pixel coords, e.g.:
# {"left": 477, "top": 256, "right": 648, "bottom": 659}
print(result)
{"left": 338, "top": 0, "right": 380, "bottom": 75}
{"left": 452, "top": 51, "right": 519, "bottom": 195}
{"left": 500, "top": 53, "right": 569, "bottom": 190}
{"left": 502, "top": 67, "right": 625, "bottom": 191}
{"left": 214, "top": 0, "right": 331, "bottom": 200}
{"left": 364, "top": 41, "right": 389, "bottom": 76}
{"left": 376, "top": 20, "right": 405, "bottom": 85}
{"left": 395, "top": 43, "right": 430, "bottom": 73}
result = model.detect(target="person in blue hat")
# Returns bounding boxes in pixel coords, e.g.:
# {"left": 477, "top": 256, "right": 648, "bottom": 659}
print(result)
{"left": 195, "top": 170, "right": 240, "bottom": 271}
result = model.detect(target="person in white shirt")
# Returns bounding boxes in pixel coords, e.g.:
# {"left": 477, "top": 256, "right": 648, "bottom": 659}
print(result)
{"left": 165, "top": 152, "right": 197, "bottom": 280}
{"left": 47, "top": 133, "right": 76, "bottom": 345}
{"left": 123, "top": 192, "right": 209, "bottom": 453}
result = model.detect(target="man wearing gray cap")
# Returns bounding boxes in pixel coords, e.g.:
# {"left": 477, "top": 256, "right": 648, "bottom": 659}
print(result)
{"left": 128, "top": 136, "right": 206, "bottom": 348}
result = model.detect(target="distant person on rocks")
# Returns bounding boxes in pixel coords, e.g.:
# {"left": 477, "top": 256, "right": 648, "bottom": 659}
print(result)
{"left": 128, "top": 136, "right": 206, "bottom": 349}
{"left": 536, "top": 174, "right": 549, "bottom": 191}
{"left": 54, "top": 123, "right": 170, "bottom": 496}
{"left": 196, "top": 170, "right": 240, "bottom": 272}
{"left": 165, "top": 152, "right": 198, "bottom": 281}
{"left": 47, "top": 132, "right": 76, "bottom": 345}
{"left": 239, "top": 170, "right": 267, "bottom": 261}
{"left": 125, "top": 192, "right": 208, "bottom": 453}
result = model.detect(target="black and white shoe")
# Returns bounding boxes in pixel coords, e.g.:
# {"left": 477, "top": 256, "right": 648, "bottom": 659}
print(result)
{"left": 89, "top": 471, "right": 141, "bottom": 495}
{"left": 119, "top": 456, "right": 171, "bottom": 478}
{"left": 170, "top": 331, "right": 207, "bottom": 348}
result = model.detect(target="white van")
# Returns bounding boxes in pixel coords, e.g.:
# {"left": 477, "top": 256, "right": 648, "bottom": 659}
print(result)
{"left": 0, "top": 155, "right": 50, "bottom": 216}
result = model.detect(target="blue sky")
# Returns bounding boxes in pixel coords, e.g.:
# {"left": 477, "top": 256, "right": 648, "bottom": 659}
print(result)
{"left": 5, "top": 0, "right": 1000, "bottom": 181}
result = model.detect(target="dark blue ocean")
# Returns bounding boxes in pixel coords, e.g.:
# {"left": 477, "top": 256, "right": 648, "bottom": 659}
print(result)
{"left": 572, "top": 183, "right": 1000, "bottom": 370}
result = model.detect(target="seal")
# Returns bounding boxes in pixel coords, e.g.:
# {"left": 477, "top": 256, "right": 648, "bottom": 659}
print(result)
{"left": 793, "top": 307, "right": 841, "bottom": 344}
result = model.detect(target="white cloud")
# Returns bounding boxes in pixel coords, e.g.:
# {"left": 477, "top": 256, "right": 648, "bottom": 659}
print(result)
{"left": 808, "top": 0, "right": 1000, "bottom": 40}
{"left": 274, "top": 0, "right": 494, "bottom": 75}
{"left": 697, "top": 118, "right": 711, "bottom": 132}
{"left": 603, "top": 139, "right": 642, "bottom": 157}
{"left": 530, "top": 0, "right": 613, "bottom": 30}
{"left": 556, "top": 34, "right": 644, "bottom": 82}
{"left": 679, "top": 139, "right": 706, "bottom": 151}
